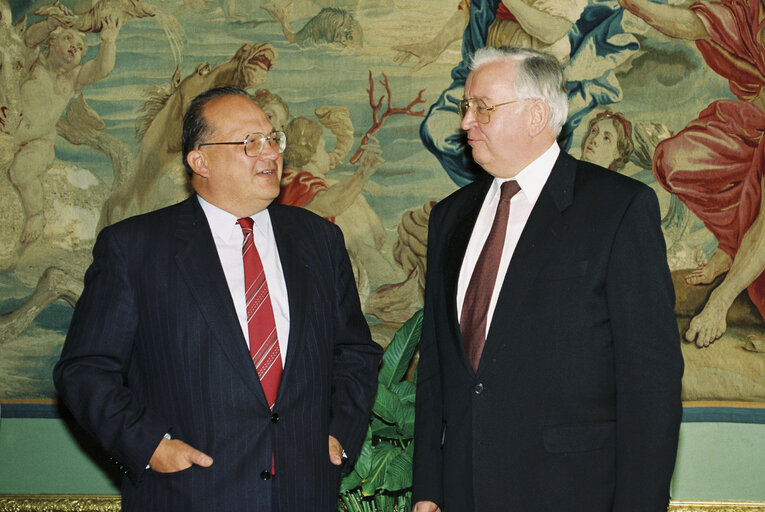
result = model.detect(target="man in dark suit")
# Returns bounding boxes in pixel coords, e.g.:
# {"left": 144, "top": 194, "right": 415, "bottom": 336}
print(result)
{"left": 54, "top": 86, "right": 381, "bottom": 512}
{"left": 412, "top": 46, "right": 683, "bottom": 512}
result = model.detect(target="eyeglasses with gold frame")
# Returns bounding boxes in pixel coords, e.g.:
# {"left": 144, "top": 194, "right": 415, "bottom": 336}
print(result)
{"left": 197, "top": 131, "right": 287, "bottom": 158}
{"left": 457, "top": 98, "right": 522, "bottom": 124}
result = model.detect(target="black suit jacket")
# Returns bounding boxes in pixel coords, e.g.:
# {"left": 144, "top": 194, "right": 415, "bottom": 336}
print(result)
{"left": 413, "top": 152, "right": 683, "bottom": 511}
{"left": 54, "top": 196, "right": 381, "bottom": 512}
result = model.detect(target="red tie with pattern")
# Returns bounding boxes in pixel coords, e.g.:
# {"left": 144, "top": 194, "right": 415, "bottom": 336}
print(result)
{"left": 460, "top": 180, "right": 521, "bottom": 372}
{"left": 237, "top": 217, "right": 283, "bottom": 409}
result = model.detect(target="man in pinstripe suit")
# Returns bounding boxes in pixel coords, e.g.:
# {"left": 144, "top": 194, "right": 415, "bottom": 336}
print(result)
{"left": 54, "top": 86, "right": 381, "bottom": 512}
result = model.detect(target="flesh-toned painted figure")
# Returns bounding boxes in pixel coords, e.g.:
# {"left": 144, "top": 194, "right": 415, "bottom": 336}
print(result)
{"left": 9, "top": 9, "right": 120, "bottom": 244}
{"left": 621, "top": 0, "right": 765, "bottom": 347}
{"left": 278, "top": 115, "right": 393, "bottom": 292}
{"left": 580, "top": 111, "right": 634, "bottom": 171}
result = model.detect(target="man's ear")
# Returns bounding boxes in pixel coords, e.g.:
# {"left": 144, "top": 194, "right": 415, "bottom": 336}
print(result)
{"left": 528, "top": 99, "right": 551, "bottom": 137}
{"left": 186, "top": 149, "right": 209, "bottom": 178}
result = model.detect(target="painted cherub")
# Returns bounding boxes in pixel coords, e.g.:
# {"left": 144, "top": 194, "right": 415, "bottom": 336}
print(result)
{"left": 252, "top": 88, "right": 290, "bottom": 132}
{"left": 9, "top": 5, "right": 120, "bottom": 243}
{"left": 279, "top": 113, "right": 396, "bottom": 288}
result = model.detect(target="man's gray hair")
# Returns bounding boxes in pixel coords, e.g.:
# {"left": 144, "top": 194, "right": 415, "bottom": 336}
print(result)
{"left": 470, "top": 46, "right": 568, "bottom": 136}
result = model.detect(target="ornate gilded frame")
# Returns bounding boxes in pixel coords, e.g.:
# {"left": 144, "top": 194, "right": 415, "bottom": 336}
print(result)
{"left": 0, "top": 496, "right": 763, "bottom": 511}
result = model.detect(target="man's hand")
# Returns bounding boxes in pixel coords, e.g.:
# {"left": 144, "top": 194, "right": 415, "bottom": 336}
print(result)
{"left": 412, "top": 501, "right": 441, "bottom": 512}
{"left": 148, "top": 436, "right": 213, "bottom": 473}
{"left": 328, "top": 435, "right": 344, "bottom": 466}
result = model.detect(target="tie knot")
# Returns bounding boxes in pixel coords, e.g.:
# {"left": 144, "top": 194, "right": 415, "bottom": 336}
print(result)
{"left": 237, "top": 217, "right": 254, "bottom": 233}
{"left": 500, "top": 180, "right": 521, "bottom": 202}
{"left": 236, "top": 217, "right": 254, "bottom": 231}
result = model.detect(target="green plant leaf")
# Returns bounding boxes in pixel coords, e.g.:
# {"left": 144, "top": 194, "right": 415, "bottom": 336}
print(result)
{"left": 361, "top": 442, "right": 401, "bottom": 496}
{"left": 372, "top": 383, "right": 415, "bottom": 437}
{"left": 371, "top": 416, "right": 403, "bottom": 440}
{"left": 341, "top": 424, "right": 373, "bottom": 494}
{"left": 378, "top": 309, "right": 423, "bottom": 387}
{"left": 340, "top": 468, "right": 362, "bottom": 493}
{"left": 382, "top": 442, "right": 414, "bottom": 492}
{"left": 389, "top": 380, "right": 416, "bottom": 403}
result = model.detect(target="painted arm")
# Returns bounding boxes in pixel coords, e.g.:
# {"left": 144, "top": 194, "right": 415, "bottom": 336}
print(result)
{"left": 303, "top": 138, "right": 383, "bottom": 218}
{"left": 618, "top": 0, "right": 709, "bottom": 40}
{"left": 75, "top": 16, "right": 121, "bottom": 90}
{"left": 393, "top": 10, "right": 467, "bottom": 72}
{"left": 24, "top": 3, "right": 74, "bottom": 48}
{"left": 501, "top": 0, "right": 572, "bottom": 45}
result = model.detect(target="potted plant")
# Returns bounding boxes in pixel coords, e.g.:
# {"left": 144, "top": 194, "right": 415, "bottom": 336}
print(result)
{"left": 339, "top": 310, "right": 422, "bottom": 512}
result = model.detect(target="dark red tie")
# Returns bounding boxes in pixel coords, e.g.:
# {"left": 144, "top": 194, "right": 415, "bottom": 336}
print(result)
{"left": 237, "top": 217, "right": 282, "bottom": 409}
{"left": 460, "top": 181, "right": 521, "bottom": 371}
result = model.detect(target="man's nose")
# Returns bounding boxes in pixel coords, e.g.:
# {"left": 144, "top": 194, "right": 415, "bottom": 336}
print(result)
{"left": 259, "top": 140, "right": 280, "bottom": 159}
{"left": 460, "top": 109, "right": 477, "bottom": 130}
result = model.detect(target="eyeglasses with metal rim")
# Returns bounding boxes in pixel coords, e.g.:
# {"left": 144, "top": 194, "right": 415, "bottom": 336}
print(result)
{"left": 457, "top": 98, "right": 522, "bottom": 124}
{"left": 196, "top": 131, "right": 287, "bottom": 157}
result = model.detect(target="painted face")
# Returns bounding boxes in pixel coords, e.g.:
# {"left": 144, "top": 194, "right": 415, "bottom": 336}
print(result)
{"left": 582, "top": 118, "right": 620, "bottom": 169}
{"left": 307, "top": 136, "right": 331, "bottom": 175}
{"left": 48, "top": 29, "right": 85, "bottom": 71}
{"left": 262, "top": 101, "right": 289, "bottom": 132}
{"left": 460, "top": 60, "right": 532, "bottom": 178}
{"left": 195, "top": 94, "right": 283, "bottom": 216}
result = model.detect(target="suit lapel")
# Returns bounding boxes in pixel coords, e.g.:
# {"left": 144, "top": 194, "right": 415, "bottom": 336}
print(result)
{"left": 444, "top": 178, "right": 493, "bottom": 374}
{"left": 267, "top": 204, "right": 310, "bottom": 386}
{"left": 479, "top": 152, "right": 577, "bottom": 371}
{"left": 173, "top": 196, "right": 268, "bottom": 404}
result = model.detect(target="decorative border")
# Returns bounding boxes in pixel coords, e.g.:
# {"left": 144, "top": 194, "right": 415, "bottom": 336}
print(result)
{"left": 0, "top": 495, "right": 119, "bottom": 512}
{"left": 3, "top": 401, "right": 765, "bottom": 423}
{"left": 670, "top": 502, "right": 765, "bottom": 512}
{"left": 0, "top": 496, "right": 763, "bottom": 511}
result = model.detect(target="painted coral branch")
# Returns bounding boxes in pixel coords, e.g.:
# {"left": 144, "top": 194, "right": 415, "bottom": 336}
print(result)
{"left": 349, "top": 71, "right": 426, "bottom": 164}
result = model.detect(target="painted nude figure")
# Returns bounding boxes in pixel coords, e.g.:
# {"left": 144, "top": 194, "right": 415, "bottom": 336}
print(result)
{"left": 10, "top": 7, "right": 120, "bottom": 243}
{"left": 620, "top": 0, "right": 765, "bottom": 347}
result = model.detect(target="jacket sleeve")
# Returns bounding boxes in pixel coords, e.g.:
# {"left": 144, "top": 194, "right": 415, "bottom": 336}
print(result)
{"left": 53, "top": 226, "right": 170, "bottom": 484}
{"left": 326, "top": 223, "right": 383, "bottom": 462}
{"left": 412, "top": 204, "right": 446, "bottom": 507}
{"left": 606, "top": 186, "right": 684, "bottom": 512}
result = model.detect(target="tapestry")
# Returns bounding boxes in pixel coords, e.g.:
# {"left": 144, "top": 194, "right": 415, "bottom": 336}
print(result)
{"left": 0, "top": 0, "right": 763, "bottom": 407}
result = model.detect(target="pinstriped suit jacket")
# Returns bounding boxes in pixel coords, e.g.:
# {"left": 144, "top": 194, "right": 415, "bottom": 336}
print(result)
{"left": 54, "top": 196, "right": 381, "bottom": 512}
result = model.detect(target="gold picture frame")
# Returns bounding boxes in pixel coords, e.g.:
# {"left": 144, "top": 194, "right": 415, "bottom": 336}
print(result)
{"left": 0, "top": 496, "right": 763, "bottom": 512}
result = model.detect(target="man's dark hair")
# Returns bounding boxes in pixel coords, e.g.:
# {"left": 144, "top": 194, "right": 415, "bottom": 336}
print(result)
{"left": 182, "top": 86, "right": 253, "bottom": 176}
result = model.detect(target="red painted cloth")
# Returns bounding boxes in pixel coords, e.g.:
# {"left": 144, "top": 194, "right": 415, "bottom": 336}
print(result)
{"left": 277, "top": 168, "right": 335, "bottom": 222}
{"left": 653, "top": 0, "right": 765, "bottom": 318}
{"left": 494, "top": 2, "right": 518, "bottom": 21}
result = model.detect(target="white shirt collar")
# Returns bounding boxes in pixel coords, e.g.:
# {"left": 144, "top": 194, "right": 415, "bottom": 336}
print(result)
{"left": 492, "top": 141, "right": 560, "bottom": 205}
{"left": 196, "top": 195, "right": 271, "bottom": 241}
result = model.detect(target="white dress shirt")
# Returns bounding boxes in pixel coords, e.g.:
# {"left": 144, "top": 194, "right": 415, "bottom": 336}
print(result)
{"left": 457, "top": 142, "right": 560, "bottom": 337}
{"left": 198, "top": 195, "right": 290, "bottom": 361}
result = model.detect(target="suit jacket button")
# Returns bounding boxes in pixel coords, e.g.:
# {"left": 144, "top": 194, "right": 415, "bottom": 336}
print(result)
{"left": 271, "top": 413, "right": 279, "bottom": 423}
{"left": 260, "top": 471, "right": 272, "bottom": 480}
{"left": 474, "top": 383, "right": 484, "bottom": 394}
